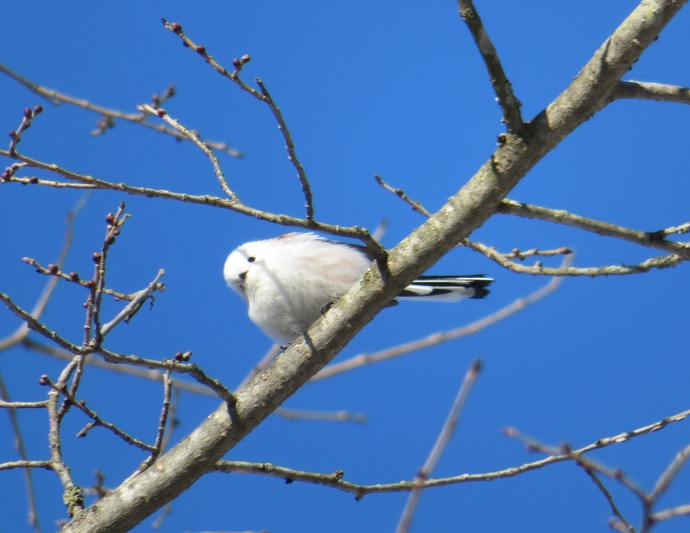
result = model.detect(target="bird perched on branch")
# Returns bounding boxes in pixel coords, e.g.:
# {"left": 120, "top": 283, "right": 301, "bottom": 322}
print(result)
{"left": 224, "top": 232, "right": 493, "bottom": 343}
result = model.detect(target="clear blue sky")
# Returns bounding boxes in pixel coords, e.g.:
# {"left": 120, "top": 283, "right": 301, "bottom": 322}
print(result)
{"left": 2, "top": 2, "right": 690, "bottom": 532}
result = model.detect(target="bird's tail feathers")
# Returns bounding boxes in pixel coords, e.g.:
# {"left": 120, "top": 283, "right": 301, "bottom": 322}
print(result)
{"left": 398, "top": 275, "right": 493, "bottom": 302}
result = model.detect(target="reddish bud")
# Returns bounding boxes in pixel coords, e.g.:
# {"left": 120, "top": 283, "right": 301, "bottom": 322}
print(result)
{"left": 8, "top": 130, "right": 17, "bottom": 138}
{"left": 48, "top": 264, "right": 59, "bottom": 274}
{"left": 69, "top": 272, "right": 80, "bottom": 282}
{"left": 156, "top": 108, "right": 167, "bottom": 117}
{"left": 195, "top": 45, "right": 206, "bottom": 55}
{"left": 85, "top": 279, "right": 95, "bottom": 288}
{"left": 240, "top": 54, "right": 251, "bottom": 64}
{"left": 34, "top": 105, "right": 43, "bottom": 115}
{"left": 28, "top": 176, "right": 38, "bottom": 184}
{"left": 38, "top": 375, "right": 49, "bottom": 386}
{"left": 105, "top": 212, "right": 115, "bottom": 224}
{"left": 92, "top": 252, "right": 102, "bottom": 263}
{"left": 232, "top": 58, "right": 241, "bottom": 68}
{"left": 170, "top": 22, "right": 183, "bottom": 34}
{"left": 24, "top": 107, "right": 33, "bottom": 118}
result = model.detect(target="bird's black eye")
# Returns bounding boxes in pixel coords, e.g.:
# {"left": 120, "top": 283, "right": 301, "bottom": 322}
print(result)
{"left": 247, "top": 256, "right": 256, "bottom": 263}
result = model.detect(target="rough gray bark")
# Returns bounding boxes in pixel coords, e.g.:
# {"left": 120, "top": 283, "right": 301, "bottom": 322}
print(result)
{"left": 60, "top": 0, "right": 687, "bottom": 530}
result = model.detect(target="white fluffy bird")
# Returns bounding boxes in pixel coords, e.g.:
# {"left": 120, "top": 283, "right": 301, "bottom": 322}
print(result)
{"left": 223, "top": 233, "right": 493, "bottom": 343}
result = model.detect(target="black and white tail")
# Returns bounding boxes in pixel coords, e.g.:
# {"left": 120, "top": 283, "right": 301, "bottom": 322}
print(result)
{"left": 398, "top": 275, "right": 493, "bottom": 303}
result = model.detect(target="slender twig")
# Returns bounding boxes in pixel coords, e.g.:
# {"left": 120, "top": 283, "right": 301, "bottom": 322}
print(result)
{"left": 649, "top": 504, "right": 690, "bottom": 522}
{"left": 256, "top": 79, "right": 315, "bottom": 222}
{"left": 99, "top": 269, "right": 166, "bottom": 338}
{"left": 0, "top": 460, "right": 53, "bottom": 471}
{"left": 582, "top": 469, "right": 635, "bottom": 533}
{"left": 498, "top": 198, "right": 690, "bottom": 260}
{"left": 213, "top": 399, "right": 690, "bottom": 498}
{"left": 160, "top": 19, "right": 315, "bottom": 222}
{"left": 0, "top": 292, "right": 87, "bottom": 355}
{"left": 159, "top": 388, "right": 180, "bottom": 454}
{"left": 140, "top": 104, "right": 238, "bottom": 202}
{"left": 0, "top": 194, "right": 87, "bottom": 351}
{"left": 457, "top": 0, "right": 523, "bottom": 132}
{"left": 0, "top": 374, "right": 42, "bottom": 532}
{"left": 19, "top": 257, "right": 137, "bottom": 301}
{"left": 504, "top": 428, "right": 647, "bottom": 499}
{"left": 42, "top": 375, "right": 156, "bottom": 453}
{"left": 143, "top": 371, "right": 174, "bottom": 468}
{"left": 615, "top": 80, "right": 690, "bottom": 104}
{"left": 276, "top": 408, "right": 366, "bottom": 424}
{"left": 0, "top": 63, "right": 243, "bottom": 157}
{"left": 45, "top": 360, "right": 84, "bottom": 517}
{"left": 649, "top": 442, "right": 690, "bottom": 503}
{"left": 98, "top": 347, "right": 237, "bottom": 407}
{"left": 397, "top": 360, "right": 481, "bottom": 533}
{"left": 467, "top": 239, "right": 684, "bottom": 276}
{"left": 0, "top": 147, "right": 376, "bottom": 247}
{"left": 375, "top": 174, "right": 432, "bottom": 217}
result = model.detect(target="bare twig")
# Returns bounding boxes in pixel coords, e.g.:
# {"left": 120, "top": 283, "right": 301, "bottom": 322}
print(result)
{"left": 0, "top": 63, "right": 243, "bottom": 157}
{"left": 140, "top": 104, "right": 238, "bottom": 202}
{"left": 99, "top": 269, "right": 166, "bottom": 338}
{"left": 19, "top": 257, "right": 135, "bottom": 301}
{"left": 582, "top": 469, "right": 635, "bottom": 532}
{"left": 160, "top": 19, "right": 315, "bottom": 222}
{"left": 276, "top": 408, "right": 366, "bottom": 424}
{"left": 498, "top": 198, "right": 690, "bottom": 260}
{"left": 649, "top": 442, "right": 690, "bottom": 504}
{"left": 256, "top": 78, "right": 315, "bottom": 222}
{"left": 375, "top": 174, "right": 432, "bottom": 217}
{"left": 615, "top": 80, "right": 690, "bottom": 104}
{"left": 397, "top": 360, "right": 481, "bottom": 533}
{"left": 144, "top": 371, "right": 174, "bottom": 467}
{"left": 0, "top": 460, "right": 53, "bottom": 472}
{"left": 41, "top": 374, "right": 156, "bottom": 453}
{"left": 214, "top": 405, "right": 690, "bottom": 499}
{"left": 505, "top": 428, "right": 690, "bottom": 532}
{"left": 0, "top": 193, "right": 87, "bottom": 351}
{"left": 0, "top": 147, "right": 377, "bottom": 247}
{"left": 457, "top": 0, "right": 523, "bottom": 132}
{"left": 0, "top": 374, "right": 42, "bottom": 532}
{"left": 45, "top": 360, "right": 84, "bottom": 517}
